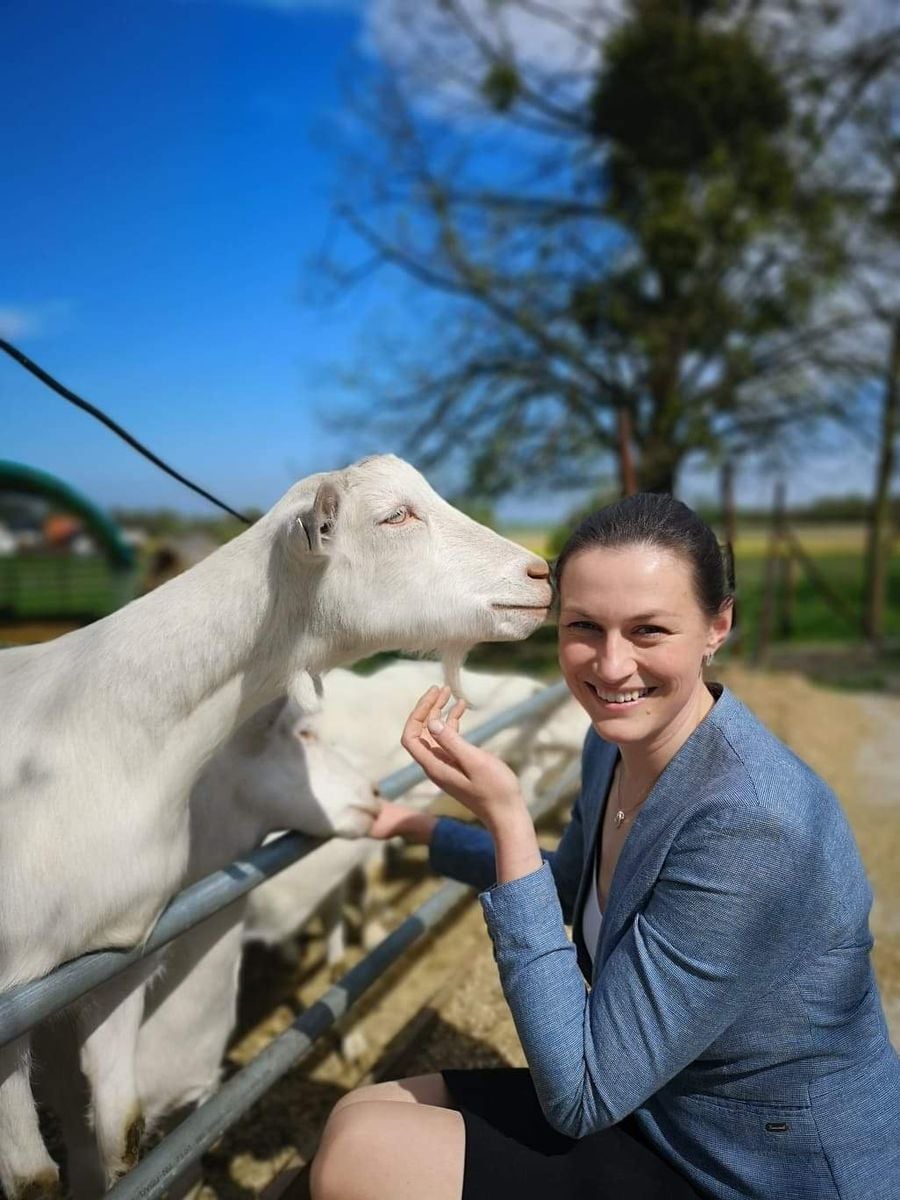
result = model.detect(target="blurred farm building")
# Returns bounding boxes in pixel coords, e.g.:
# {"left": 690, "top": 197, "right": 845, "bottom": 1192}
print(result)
{"left": 0, "top": 462, "right": 138, "bottom": 620}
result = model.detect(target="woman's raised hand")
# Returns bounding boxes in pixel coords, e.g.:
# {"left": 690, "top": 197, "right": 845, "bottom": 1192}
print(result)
{"left": 399, "top": 685, "right": 525, "bottom": 833}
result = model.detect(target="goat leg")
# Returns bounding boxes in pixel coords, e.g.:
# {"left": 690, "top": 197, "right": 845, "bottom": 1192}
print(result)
{"left": 0, "top": 1036, "right": 60, "bottom": 1200}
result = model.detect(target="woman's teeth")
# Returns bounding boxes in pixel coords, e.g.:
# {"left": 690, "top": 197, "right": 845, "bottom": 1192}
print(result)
{"left": 588, "top": 684, "right": 654, "bottom": 704}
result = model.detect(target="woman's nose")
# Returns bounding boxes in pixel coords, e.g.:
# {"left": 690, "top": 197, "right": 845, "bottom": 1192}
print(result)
{"left": 593, "top": 636, "right": 635, "bottom": 682}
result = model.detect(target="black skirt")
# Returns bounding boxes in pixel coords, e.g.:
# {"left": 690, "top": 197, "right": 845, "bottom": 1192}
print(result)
{"left": 442, "top": 1068, "right": 701, "bottom": 1200}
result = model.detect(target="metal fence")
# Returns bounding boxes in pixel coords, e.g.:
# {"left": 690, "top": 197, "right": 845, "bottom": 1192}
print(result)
{"left": 0, "top": 680, "right": 580, "bottom": 1200}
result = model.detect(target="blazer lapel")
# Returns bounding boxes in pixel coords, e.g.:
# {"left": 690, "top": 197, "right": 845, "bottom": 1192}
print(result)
{"left": 593, "top": 725, "right": 710, "bottom": 974}
{"left": 591, "top": 685, "right": 734, "bottom": 977}
{"left": 572, "top": 750, "right": 618, "bottom": 979}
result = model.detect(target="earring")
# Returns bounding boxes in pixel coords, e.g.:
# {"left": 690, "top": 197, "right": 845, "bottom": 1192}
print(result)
{"left": 704, "top": 651, "right": 715, "bottom": 667}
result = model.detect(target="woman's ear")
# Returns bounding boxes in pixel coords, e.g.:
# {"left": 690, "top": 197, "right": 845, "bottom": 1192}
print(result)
{"left": 707, "top": 597, "right": 734, "bottom": 655}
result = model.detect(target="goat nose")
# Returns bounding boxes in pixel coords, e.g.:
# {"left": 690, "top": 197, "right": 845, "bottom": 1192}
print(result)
{"left": 527, "top": 559, "right": 550, "bottom": 580}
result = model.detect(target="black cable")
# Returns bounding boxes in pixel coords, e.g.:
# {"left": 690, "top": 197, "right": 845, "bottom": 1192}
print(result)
{"left": 0, "top": 338, "right": 253, "bottom": 525}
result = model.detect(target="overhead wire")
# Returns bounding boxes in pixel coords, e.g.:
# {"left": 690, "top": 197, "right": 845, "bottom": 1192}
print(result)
{"left": 0, "top": 338, "right": 253, "bottom": 524}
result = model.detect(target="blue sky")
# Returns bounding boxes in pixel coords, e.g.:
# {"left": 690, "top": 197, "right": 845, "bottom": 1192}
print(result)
{"left": 2, "top": 0, "right": 389, "bottom": 515}
{"left": 1, "top": 0, "right": 880, "bottom": 522}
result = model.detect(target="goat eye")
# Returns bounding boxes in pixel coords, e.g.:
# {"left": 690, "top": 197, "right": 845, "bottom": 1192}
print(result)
{"left": 381, "top": 506, "right": 411, "bottom": 526}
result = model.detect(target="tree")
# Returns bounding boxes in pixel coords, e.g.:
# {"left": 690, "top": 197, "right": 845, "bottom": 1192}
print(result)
{"left": 323, "top": 0, "right": 900, "bottom": 498}
{"left": 837, "top": 80, "right": 900, "bottom": 647}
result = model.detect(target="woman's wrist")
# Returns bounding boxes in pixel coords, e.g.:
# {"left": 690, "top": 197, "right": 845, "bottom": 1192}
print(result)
{"left": 483, "top": 795, "right": 532, "bottom": 841}
{"left": 368, "top": 802, "right": 438, "bottom": 845}
{"left": 488, "top": 805, "right": 543, "bottom": 884}
{"left": 397, "top": 809, "right": 439, "bottom": 845}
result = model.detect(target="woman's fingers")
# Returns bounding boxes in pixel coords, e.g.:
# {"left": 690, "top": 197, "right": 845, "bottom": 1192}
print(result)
{"left": 445, "top": 697, "right": 467, "bottom": 733}
{"left": 402, "top": 686, "right": 446, "bottom": 748}
{"left": 404, "top": 735, "right": 472, "bottom": 794}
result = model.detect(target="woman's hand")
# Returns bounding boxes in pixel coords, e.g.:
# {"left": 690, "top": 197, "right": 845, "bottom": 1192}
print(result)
{"left": 399, "top": 685, "right": 527, "bottom": 836}
{"left": 368, "top": 802, "right": 437, "bottom": 845}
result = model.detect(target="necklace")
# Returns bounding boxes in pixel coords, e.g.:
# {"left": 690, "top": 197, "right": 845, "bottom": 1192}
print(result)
{"left": 612, "top": 766, "right": 653, "bottom": 829}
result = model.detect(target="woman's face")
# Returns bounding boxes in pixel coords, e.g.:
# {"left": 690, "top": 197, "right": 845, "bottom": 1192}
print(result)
{"left": 557, "top": 543, "right": 731, "bottom": 750}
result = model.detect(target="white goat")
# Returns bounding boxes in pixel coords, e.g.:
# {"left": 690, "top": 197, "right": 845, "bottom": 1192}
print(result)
{"left": 32, "top": 696, "right": 378, "bottom": 1198}
{"left": 47, "top": 665, "right": 585, "bottom": 1196}
{"left": 243, "top": 661, "right": 590, "bottom": 953}
{"left": 0, "top": 454, "right": 550, "bottom": 1199}
{"left": 317, "top": 660, "right": 589, "bottom": 802}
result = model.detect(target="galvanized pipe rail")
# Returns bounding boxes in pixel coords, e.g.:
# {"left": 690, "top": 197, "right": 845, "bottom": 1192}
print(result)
{"left": 105, "top": 757, "right": 582, "bottom": 1200}
{"left": 0, "top": 680, "right": 570, "bottom": 1050}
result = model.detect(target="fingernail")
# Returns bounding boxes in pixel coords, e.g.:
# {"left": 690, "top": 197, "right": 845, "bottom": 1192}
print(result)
{"left": 427, "top": 719, "right": 445, "bottom": 734}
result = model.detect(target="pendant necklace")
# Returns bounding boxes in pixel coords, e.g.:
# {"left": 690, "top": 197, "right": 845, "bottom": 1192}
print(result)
{"left": 613, "top": 767, "right": 653, "bottom": 829}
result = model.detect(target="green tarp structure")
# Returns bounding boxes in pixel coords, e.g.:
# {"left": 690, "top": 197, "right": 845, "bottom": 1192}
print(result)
{"left": 0, "top": 461, "right": 138, "bottom": 619}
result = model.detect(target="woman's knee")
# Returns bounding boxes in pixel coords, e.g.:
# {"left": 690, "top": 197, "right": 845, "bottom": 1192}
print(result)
{"left": 330, "top": 1073, "right": 450, "bottom": 1117}
{"left": 310, "top": 1104, "right": 388, "bottom": 1200}
{"left": 310, "top": 1096, "right": 464, "bottom": 1200}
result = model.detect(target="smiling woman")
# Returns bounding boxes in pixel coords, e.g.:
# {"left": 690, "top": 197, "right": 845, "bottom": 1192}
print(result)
{"left": 313, "top": 493, "right": 900, "bottom": 1200}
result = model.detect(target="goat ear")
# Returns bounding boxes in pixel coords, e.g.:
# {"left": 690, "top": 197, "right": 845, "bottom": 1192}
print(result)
{"left": 296, "top": 480, "right": 341, "bottom": 555}
{"left": 236, "top": 696, "right": 291, "bottom": 751}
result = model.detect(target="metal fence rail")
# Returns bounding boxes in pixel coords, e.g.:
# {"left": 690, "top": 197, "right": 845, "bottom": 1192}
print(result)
{"left": 105, "top": 758, "right": 581, "bottom": 1200}
{"left": 0, "top": 679, "right": 578, "bottom": 1199}
{"left": 0, "top": 680, "right": 569, "bottom": 1049}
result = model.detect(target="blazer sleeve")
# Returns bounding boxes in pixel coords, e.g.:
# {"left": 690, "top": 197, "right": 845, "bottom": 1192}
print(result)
{"left": 428, "top": 730, "right": 598, "bottom": 922}
{"left": 479, "top": 798, "right": 825, "bottom": 1138}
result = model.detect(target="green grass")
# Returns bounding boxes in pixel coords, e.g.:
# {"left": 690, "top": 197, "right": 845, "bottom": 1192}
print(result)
{"left": 733, "top": 551, "right": 900, "bottom": 647}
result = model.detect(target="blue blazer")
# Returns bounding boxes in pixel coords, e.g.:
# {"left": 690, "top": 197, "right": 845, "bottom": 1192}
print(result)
{"left": 430, "top": 684, "right": 900, "bottom": 1200}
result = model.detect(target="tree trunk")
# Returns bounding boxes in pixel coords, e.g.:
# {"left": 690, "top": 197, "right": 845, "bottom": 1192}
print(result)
{"left": 862, "top": 316, "right": 900, "bottom": 649}
{"left": 719, "top": 457, "right": 741, "bottom": 655}
{"left": 641, "top": 373, "right": 683, "bottom": 493}
{"left": 636, "top": 444, "right": 680, "bottom": 494}
{"left": 754, "top": 479, "right": 786, "bottom": 665}
{"left": 720, "top": 457, "right": 737, "bottom": 551}
{"left": 617, "top": 407, "right": 638, "bottom": 496}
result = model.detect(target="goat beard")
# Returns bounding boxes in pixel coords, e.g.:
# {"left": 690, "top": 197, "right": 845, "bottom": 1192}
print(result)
{"left": 440, "top": 645, "right": 472, "bottom": 705}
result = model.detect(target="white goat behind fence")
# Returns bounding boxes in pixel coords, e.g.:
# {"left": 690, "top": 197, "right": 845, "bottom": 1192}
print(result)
{"left": 32, "top": 695, "right": 378, "bottom": 1199}
{"left": 244, "top": 661, "right": 590, "bottom": 953}
{"left": 0, "top": 455, "right": 550, "bottom": 1200}
{"left": 33, "top": 667, "right": 584, "bottom": 1199}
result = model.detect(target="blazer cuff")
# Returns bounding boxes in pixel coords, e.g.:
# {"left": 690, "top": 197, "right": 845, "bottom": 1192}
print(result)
{"left": 479, "top": 861, "right": 566, "bottom": 952}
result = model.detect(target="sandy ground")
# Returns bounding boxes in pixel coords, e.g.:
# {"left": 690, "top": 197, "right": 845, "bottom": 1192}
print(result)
{"left": 151, "top": 664, "right": 898, "bottom": 1199}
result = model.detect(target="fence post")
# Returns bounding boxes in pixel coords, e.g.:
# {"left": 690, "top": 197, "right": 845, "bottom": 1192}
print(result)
{"left": 720, "top": 458, "right": 741, "bottom": 657}
{"left": 754, "top": 479, "right": 785, "bottom": 666}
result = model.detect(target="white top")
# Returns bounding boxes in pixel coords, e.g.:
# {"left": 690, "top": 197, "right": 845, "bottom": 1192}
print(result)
{"left": 581, "top": 848, "right": 604, "bottom": 963}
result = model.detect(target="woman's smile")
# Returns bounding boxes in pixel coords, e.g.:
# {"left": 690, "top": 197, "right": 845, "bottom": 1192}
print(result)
{"left": 584, "top": 682, "right": 659, "bottom": 708}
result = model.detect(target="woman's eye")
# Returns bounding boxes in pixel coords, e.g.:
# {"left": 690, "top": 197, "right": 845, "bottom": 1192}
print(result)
{"left": 381, "top": 506, "right": 412, "bottom": 526}
{"left": 633, "top": 626, "right": 665, "bottom": 637}
{"left": 566, "top": 620, "right": 600, "bottom": 632}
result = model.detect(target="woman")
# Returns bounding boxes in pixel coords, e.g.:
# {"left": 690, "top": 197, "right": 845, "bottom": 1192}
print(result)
{"left": 310, "top": 494, "right": 900, "bottom": 1200}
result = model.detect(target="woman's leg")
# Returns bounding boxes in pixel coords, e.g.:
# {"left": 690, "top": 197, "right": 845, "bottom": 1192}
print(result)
{"left": 328, "top": 1073, "right": 452, "bottom": 1115}
{"left": 310, "top": 1074, "right": 464, "bottom": 1200}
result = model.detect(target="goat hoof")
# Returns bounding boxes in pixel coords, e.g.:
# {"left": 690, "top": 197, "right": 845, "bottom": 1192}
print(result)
{"left": 17, "top": 1171, "right": 61, "bottom": 1200}
{"left": 124, "top": 1112, "right": 146, "bottom": 1168}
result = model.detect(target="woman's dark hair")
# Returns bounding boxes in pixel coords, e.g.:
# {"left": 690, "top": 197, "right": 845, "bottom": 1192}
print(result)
{"left": 553, "top": 493, "right": 736, "bottom": 621}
